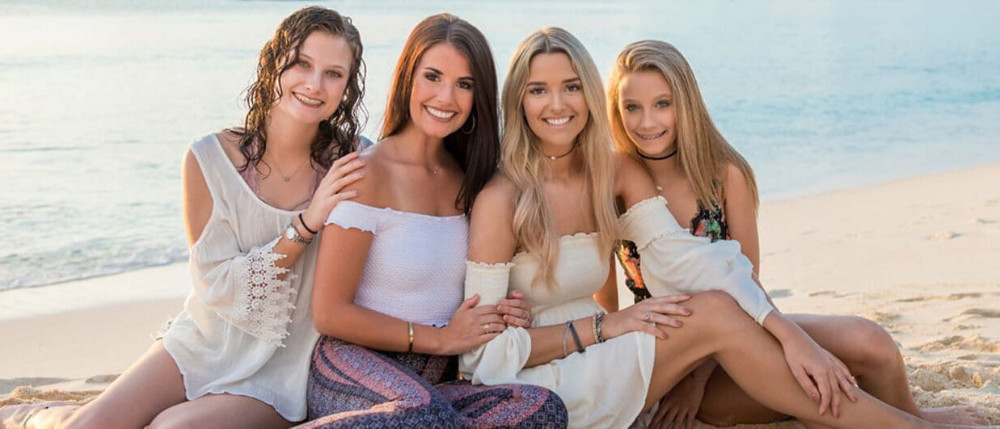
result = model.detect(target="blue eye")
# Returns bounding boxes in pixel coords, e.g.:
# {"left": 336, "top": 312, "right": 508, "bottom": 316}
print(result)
{"left": 296, "top": 60, "right": 310, "bottom": 69}
{"left": 624, "top": 104, "right": 639, "bottom": 112}
{"left": 656, "top": 100, "right": 671, "bottom": 108}
{"left": 326, "top": 70, "right": 343, "bottom": 78}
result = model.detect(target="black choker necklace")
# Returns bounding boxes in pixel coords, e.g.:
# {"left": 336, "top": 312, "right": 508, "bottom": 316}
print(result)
{"left": 637, "top": 149, "right": 678, "bottom": 161}
{"left": 543, "top": 142, "right": 578, "bottom": 160}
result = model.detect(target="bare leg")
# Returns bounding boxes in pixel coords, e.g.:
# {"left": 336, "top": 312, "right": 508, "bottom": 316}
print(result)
{"left": 147, "top": 394, "right": 293, "bottom": 429}
{"left": 642, "top": 291, "right": 933, "bottom": 429}
{"left": 697, "top": 314, "right": 918, "bottom": 425}
{"left": 21, "top": 341, "right": 186, "bottom": 429}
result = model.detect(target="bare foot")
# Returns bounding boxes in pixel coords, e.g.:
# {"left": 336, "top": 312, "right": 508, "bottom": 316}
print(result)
{"left": 922, "top": 405, "right": 989, "bottom": 426}
{"left": 0, "top": 402, "right": 73, "bottom": 429}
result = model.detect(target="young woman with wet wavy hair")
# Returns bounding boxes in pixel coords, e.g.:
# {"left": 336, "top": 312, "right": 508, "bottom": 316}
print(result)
{"left": 0, "top": 6, "right": 368, "bottom": 429}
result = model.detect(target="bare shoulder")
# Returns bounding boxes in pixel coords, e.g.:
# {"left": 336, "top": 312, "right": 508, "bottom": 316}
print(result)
{"left": 613, "top": 153, "right": 646, "bottom": 187}
{"left": 723, "top": 162, "right": 750, "bottom": 189}
{"left": 468, "top": 174, "right": 517, "bottom": 262}
{"left": 613, "top": 152, "right": 657, "bottom": 205}
{"left": 472, "top": 175, "right": 516, "bottom": 220}
{"left": 336, "top": 143, "right": 382, "bottom": 207}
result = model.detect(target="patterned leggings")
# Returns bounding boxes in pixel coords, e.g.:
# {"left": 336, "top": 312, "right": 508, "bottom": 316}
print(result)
{"left": 296, "top": 336, "right": 568, "bottom": 429}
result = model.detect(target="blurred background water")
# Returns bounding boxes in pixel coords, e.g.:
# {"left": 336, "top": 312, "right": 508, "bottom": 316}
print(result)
{"left": 1, "top": 0, "right": 998, "bottom": 290}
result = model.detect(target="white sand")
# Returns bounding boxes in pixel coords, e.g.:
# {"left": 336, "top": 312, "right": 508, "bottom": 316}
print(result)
{"left": 2, "top": 163, "right": 999, "bottom": 426}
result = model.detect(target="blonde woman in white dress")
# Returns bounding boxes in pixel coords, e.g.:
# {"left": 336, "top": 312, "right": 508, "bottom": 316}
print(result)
{"left": 459, "top": 27, "right": 954, "bottom": 429}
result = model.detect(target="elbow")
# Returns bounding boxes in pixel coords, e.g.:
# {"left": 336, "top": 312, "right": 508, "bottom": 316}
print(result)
{"left": 312, "top": 306, "right": 344, "bottom": 338}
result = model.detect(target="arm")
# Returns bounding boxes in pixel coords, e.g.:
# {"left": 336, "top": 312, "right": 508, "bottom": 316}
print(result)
{"left": 311, "top": 171, "right": 503, "bottom": 356}
{"left": 723, "top": 163, "right": 761, "bottom": 277}
{"left": 182, "top": 146, "right": 361, "bottom": 346}
{"left": 592, "top": 257, "right": 620, "bottom": 312}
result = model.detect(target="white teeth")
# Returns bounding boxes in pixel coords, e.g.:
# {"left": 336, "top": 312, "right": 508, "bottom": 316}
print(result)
{"left": 545, "top": 117, "right": 571, "bottom": 126}
{"left": 294, "top": 93, "right": 322, "bottom": 107}
{"left": 637, "top": 130, "right": 666, "bottom": 140}
{"left": 426, "top": 106, "right": 456, "bottom": 119}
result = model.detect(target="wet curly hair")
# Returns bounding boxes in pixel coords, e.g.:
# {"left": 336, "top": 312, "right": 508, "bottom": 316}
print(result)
{"left": 234, "top": 6, "right": 366, "bottom": 172}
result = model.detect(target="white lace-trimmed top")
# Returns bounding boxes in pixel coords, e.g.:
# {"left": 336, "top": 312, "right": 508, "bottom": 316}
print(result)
{"left": 324, "top": 200, "right": 467, "bottom": 327}
{"left": 162, "top": 134, "right": 321, "bottom": 422}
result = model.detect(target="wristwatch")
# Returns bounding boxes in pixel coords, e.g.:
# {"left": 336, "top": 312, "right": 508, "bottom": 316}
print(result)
{"left": 284, "top": 222, "right": 313, "bottom": 245}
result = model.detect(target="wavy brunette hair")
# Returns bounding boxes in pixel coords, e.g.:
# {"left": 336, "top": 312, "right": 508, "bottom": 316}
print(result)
{"left": 608, "top": 40, "right": 758, "bottom": 211}
{"left": 235, "top": 6, "right": 366, "bottom": 173}
{"left": 380, "top": 13, "right": 500, "bottom": 215}
{"left": 501, "top": 28, "right": 620, "bottom": 290}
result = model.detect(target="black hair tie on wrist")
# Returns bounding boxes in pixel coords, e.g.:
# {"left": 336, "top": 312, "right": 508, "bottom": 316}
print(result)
{"left": 568, "top": 322, "right": 585, "bottom": 354}
{"left": 299, "top": 213, "right": 318, "bottom": 235}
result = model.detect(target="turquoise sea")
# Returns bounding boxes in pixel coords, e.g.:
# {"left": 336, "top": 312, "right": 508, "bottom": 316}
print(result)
{"left": 1, "top": 0, "right": 998, "bottom": 290}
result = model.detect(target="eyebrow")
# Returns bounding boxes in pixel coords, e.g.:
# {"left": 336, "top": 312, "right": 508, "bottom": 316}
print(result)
{"left": 424, "top": 67, "right": 474, "bottom": 81}
{"left": 622, "top": 92, "right": 673, "bottom": 103}
{"left": 526, "top": 77, "right": 581, "bottom": 86}
{"left": 297, "top": 52, "right": 349, "bottom": 71}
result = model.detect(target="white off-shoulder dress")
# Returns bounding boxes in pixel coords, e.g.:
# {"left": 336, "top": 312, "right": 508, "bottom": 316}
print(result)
{"left": 162, "top": 134, "right": 321, "bottom": 421}
{"left": 460, "top": 197, "right": 774, "bottom": 428}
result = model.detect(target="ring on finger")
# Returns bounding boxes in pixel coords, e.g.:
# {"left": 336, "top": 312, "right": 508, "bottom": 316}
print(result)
{"left": 643, "top": 311, "right": 651, "bottom": 323}
{"left": 482, "top": 323, "right": 490, "bottom": 334}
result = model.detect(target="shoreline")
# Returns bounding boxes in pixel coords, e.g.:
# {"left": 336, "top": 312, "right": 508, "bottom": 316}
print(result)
{"left": 3, "top": 162, "right": 999, "bottom": 424}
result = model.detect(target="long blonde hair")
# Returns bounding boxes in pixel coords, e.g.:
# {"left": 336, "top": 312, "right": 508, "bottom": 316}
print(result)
{"left": 501, "top": 27, "right": 620, "bottom": 289}
{"left": 608, "top": 40, "right": 758, "bottom": 210}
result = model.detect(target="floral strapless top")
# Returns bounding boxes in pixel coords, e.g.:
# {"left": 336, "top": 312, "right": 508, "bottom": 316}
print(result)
{"left": 616, "top": 203, "right": 728, "bottom": 303}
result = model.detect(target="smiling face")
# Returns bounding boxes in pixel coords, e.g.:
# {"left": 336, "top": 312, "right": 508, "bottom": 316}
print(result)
{"left": 406, "top": 42, "right": 475, "bottom": 139}
{"left": 617, "top": 69, "right": 677, "bottom": 158}
{"left": 521, "top": 52, "right": 588, "bottom": 155}
{"left": 273, "top": 30, "right": 353, "bottom": 126}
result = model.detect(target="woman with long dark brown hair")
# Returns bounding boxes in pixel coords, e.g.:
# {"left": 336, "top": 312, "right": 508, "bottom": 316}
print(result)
{"left": 300, "top": 14, "right": 566, "bottom": 428}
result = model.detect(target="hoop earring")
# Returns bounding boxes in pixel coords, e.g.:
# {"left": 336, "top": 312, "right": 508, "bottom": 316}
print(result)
{"left": 461, "top": 115, "right": 476, "bottom": 135}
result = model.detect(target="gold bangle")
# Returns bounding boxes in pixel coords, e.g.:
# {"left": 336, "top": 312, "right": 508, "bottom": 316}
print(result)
{"left": 407, "top": 322, "right": 414, "bottom": 353}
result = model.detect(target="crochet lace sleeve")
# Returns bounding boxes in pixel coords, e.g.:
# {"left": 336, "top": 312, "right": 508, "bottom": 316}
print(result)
{"left": 620, "top": 196, "right": 774, "bottom": 325}
{"left": 189, "top": 236, "right": 296, "bottom": 347}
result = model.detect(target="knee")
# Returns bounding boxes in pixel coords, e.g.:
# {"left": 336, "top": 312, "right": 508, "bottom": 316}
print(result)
{"left": 687, "top": 291, "right": 745, "bottom": 326}
{"left": 844, "top": 317, "right": 902, "bottom": 369}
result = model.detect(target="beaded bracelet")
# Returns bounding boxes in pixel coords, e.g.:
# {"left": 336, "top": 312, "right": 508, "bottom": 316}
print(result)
{"left": 591, "top": 311, "right": 606, "bottom": 344}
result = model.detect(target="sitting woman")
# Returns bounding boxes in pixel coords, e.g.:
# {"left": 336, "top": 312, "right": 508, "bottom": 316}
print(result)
{"left": 606, "top": 39, "right": 984, "bottom": 428}
{"left": 299, "top": 14, "right": 566, "bottom": 428}
{"left": 3, "top": 7, "right": 367, "bottom": 429}
{"left": 459, "top": 27, "right": 951, "bottom": 429}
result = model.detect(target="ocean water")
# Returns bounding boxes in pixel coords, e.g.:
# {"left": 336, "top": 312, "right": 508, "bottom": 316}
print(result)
{"left": 1, "top": 0, "right": 998, "bottom": 290}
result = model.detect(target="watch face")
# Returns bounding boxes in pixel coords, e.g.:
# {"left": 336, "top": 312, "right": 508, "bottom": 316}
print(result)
{"left": 285, "top": 226, "right": 296, "bottom": 240}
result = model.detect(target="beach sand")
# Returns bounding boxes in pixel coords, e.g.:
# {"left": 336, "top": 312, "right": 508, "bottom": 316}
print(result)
{"left": 2, "top": 163, "right": 998, "bottom": 427}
